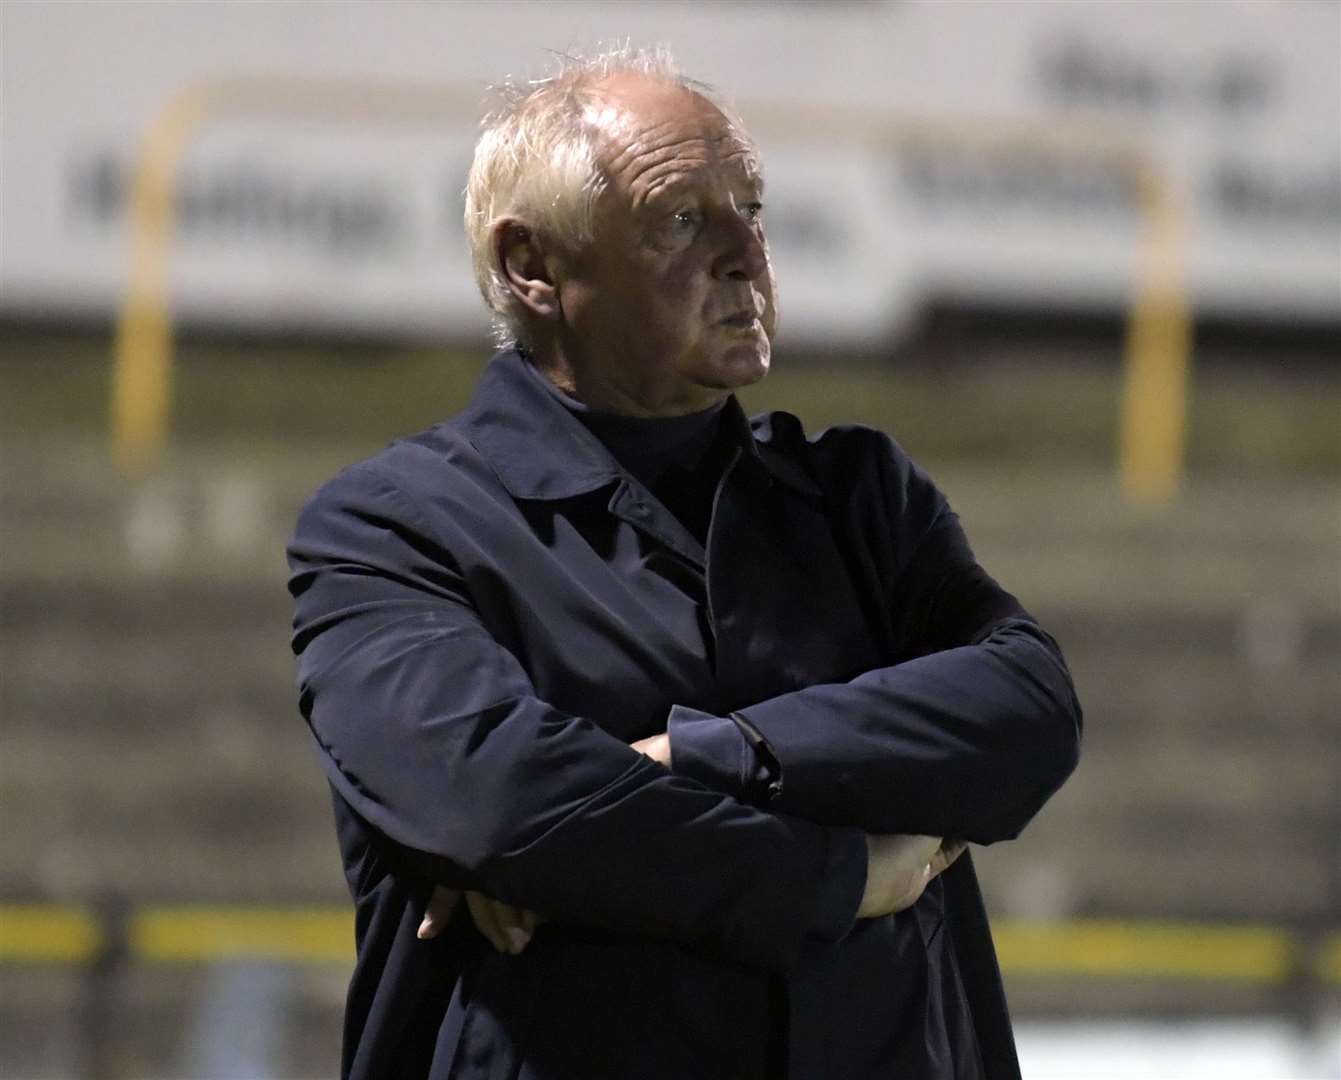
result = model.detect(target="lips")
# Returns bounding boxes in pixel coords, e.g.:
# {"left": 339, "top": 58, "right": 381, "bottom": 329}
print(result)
{"left": 720, "top": 310, "right": 759, "bottom": 329}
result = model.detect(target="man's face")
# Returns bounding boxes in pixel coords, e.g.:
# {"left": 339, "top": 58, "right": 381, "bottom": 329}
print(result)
{"left": 554, "top": 76, "right": 777, "bottom": 416}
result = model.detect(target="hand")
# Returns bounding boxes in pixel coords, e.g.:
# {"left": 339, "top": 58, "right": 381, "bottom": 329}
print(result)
{"left": 417, "top": 884, "right": 541, "bottom": 955}
{"left": 857, "top": 835, "right": 967, "bottom": 918}
{"left": 630, "top": 731, "right": 671, "bottom": 766}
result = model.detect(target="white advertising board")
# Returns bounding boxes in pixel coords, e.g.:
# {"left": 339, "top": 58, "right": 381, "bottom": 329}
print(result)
{"left": 2, "top": 0, "right": 1337, "bottom": 346}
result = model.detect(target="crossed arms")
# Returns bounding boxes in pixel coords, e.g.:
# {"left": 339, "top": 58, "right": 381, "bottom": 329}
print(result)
{"left": 288, "top": 456, "right": 1081, "bottom": 971}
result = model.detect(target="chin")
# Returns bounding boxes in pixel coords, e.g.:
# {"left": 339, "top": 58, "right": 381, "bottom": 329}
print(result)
{"left": 710, "top": 342, "right": 771, "bottom": 390}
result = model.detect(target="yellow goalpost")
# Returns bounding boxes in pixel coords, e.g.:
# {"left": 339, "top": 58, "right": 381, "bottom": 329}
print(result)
{"left": 112, "top": 76, "right": 1191, "bottom": 508}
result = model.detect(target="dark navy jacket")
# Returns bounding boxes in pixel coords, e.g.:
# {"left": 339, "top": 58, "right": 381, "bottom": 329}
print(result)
{"left": 287, "top": 348, "right": 1082, "bottom": 1080}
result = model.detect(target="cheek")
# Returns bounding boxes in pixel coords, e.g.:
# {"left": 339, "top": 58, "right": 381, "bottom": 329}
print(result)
{"left": 760, "top": 259, "right": 779, "bottom": 340}
{"left": 649, "top": 268, "right": 707, "bottom": 334}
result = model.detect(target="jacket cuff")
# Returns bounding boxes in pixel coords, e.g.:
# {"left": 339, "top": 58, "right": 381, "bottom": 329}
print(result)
{"left": 666, "top": 704, "right": 755, "bottom": 796}
{"left": 807, "top": 826, "right": 866, "bottom": 942}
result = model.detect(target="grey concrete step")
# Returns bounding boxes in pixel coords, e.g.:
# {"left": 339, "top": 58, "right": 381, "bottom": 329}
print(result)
{"left": 4, "top": 437, "right": 1338, "bottom": 618}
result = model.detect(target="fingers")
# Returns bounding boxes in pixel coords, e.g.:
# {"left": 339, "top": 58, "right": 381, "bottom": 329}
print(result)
{"left": 630, "top": 732, "right": 671, "bottom": 765}
{"left": 416, "top": 883, "right": 544, "bottom": 955}
{"left": 465, "top": 891, "right": 536, "bottom": 955}
{"left": 861, "top": 833, "right": 940, "bottom": 916}
{"left": 909, "top": 834, "right": 944, "bottom": 863}
{"left": 465, "top": 891, "right": 508, "bottom": 952}
{"left": 860, "top": 835, "right": 972, "bottom": 918}
{"left": 417, "top": 885, "right": 461, "bottom": 940}
{"left": 928, "top": 839, "right": 968, "bottom": 880}
{"left": 894, "top": 834, "right": 942, "bottom": 896}
{"left": 417, "top": 885, "right": 542, "bottom": 953}
{"left": 893, "top": 837, "right": 963, "bottom": 912}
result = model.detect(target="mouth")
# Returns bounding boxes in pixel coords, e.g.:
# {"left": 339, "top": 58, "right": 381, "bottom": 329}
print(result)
{"left": 720, "top": 311, "right": 761, "bottom": 330}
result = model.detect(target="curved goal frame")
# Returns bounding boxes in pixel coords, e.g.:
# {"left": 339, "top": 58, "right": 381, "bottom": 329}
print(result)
{"left": 112, "top": 76, "right": 1191, "bottom": 508}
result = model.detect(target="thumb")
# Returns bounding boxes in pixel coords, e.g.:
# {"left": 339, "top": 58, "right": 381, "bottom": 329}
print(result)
{"left": 418, "top": 885, "right": 461, "bottom": 940}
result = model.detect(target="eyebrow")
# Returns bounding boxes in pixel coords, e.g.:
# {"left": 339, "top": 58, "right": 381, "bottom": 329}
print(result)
{"left": 640, "top": 163, "right": 765, "bottom": 209}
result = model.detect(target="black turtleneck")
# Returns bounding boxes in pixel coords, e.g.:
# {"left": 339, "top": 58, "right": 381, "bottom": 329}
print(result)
{"left": 523, "top": 360, "right": 733, "bottom": 547}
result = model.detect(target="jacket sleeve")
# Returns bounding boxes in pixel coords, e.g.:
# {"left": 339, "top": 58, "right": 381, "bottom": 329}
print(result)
{"left": 669, "top": 442, "right": 1082, "bottom": 845}
{"left": 287, "top": 462, "right": 866, "bottom": 969}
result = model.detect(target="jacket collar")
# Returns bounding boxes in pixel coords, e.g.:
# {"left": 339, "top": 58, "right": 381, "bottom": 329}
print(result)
{"left": 457, "top": 348, "right": 822, "bottom": 501}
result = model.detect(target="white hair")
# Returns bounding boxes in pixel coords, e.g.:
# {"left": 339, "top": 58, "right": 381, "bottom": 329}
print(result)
{"left": 463, "top": 45, "right": 729, "bottom": 347}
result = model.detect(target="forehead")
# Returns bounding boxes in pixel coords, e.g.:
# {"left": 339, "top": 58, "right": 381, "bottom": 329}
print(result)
{"left": 585, "top": 77, "right": 762, "bottom": 205}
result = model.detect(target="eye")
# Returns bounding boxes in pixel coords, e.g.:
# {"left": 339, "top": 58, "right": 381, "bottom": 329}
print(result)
{"left": 741, "top": 201, "right": 764, "bottom": 224}
{"left": 670, "top": 208, "right": 701, "bottom": 232}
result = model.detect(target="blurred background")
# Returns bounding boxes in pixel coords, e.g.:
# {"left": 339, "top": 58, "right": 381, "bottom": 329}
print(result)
{"left": 1, "top": 1, "right": 1337, "bottom": 1076}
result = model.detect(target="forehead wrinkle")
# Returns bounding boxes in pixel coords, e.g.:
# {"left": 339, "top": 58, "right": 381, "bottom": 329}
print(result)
{"left": 634, "top": 147, "right": 767, "bottom": 208}
{"left": 624, "top": 137, "right": 710, "bottom": 180}
{"left": 585, "top": 82, "right": 764, "bottom": 211}
{"left": 600, "top": 120, "right": 667, "bottom": 175}
{"left": 635, "top": 163, "right": 706, "bottom": 206}
{"left": 627, "top": 145, "right": 708, "bottom": 195}
{"left": 624, "top": 135, "right": 761, "bottom": 206}
{"left": 604, "top": 121, "right": 715, "bottom": 184}
{"left": 720, "top": 142, "right": 764, "bottom": 186}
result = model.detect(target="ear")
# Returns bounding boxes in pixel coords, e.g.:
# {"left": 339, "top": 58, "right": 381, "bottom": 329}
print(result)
{"left": 494, "top": 219, "right": 561, "bottom": 322}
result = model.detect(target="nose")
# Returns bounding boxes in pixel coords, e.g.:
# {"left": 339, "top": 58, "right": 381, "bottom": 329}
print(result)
{"left": 711, "top": 212, "right": 768, "bottom": 283}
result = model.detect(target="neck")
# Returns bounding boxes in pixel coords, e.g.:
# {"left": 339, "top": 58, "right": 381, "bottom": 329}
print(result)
{"left": 523, "top": 342, "right": 728, "bottom": 418}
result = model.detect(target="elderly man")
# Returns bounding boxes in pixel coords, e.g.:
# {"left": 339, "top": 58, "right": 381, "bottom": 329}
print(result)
{"left": 288, "top": 48, "right": 1080, "bottom": 1080}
